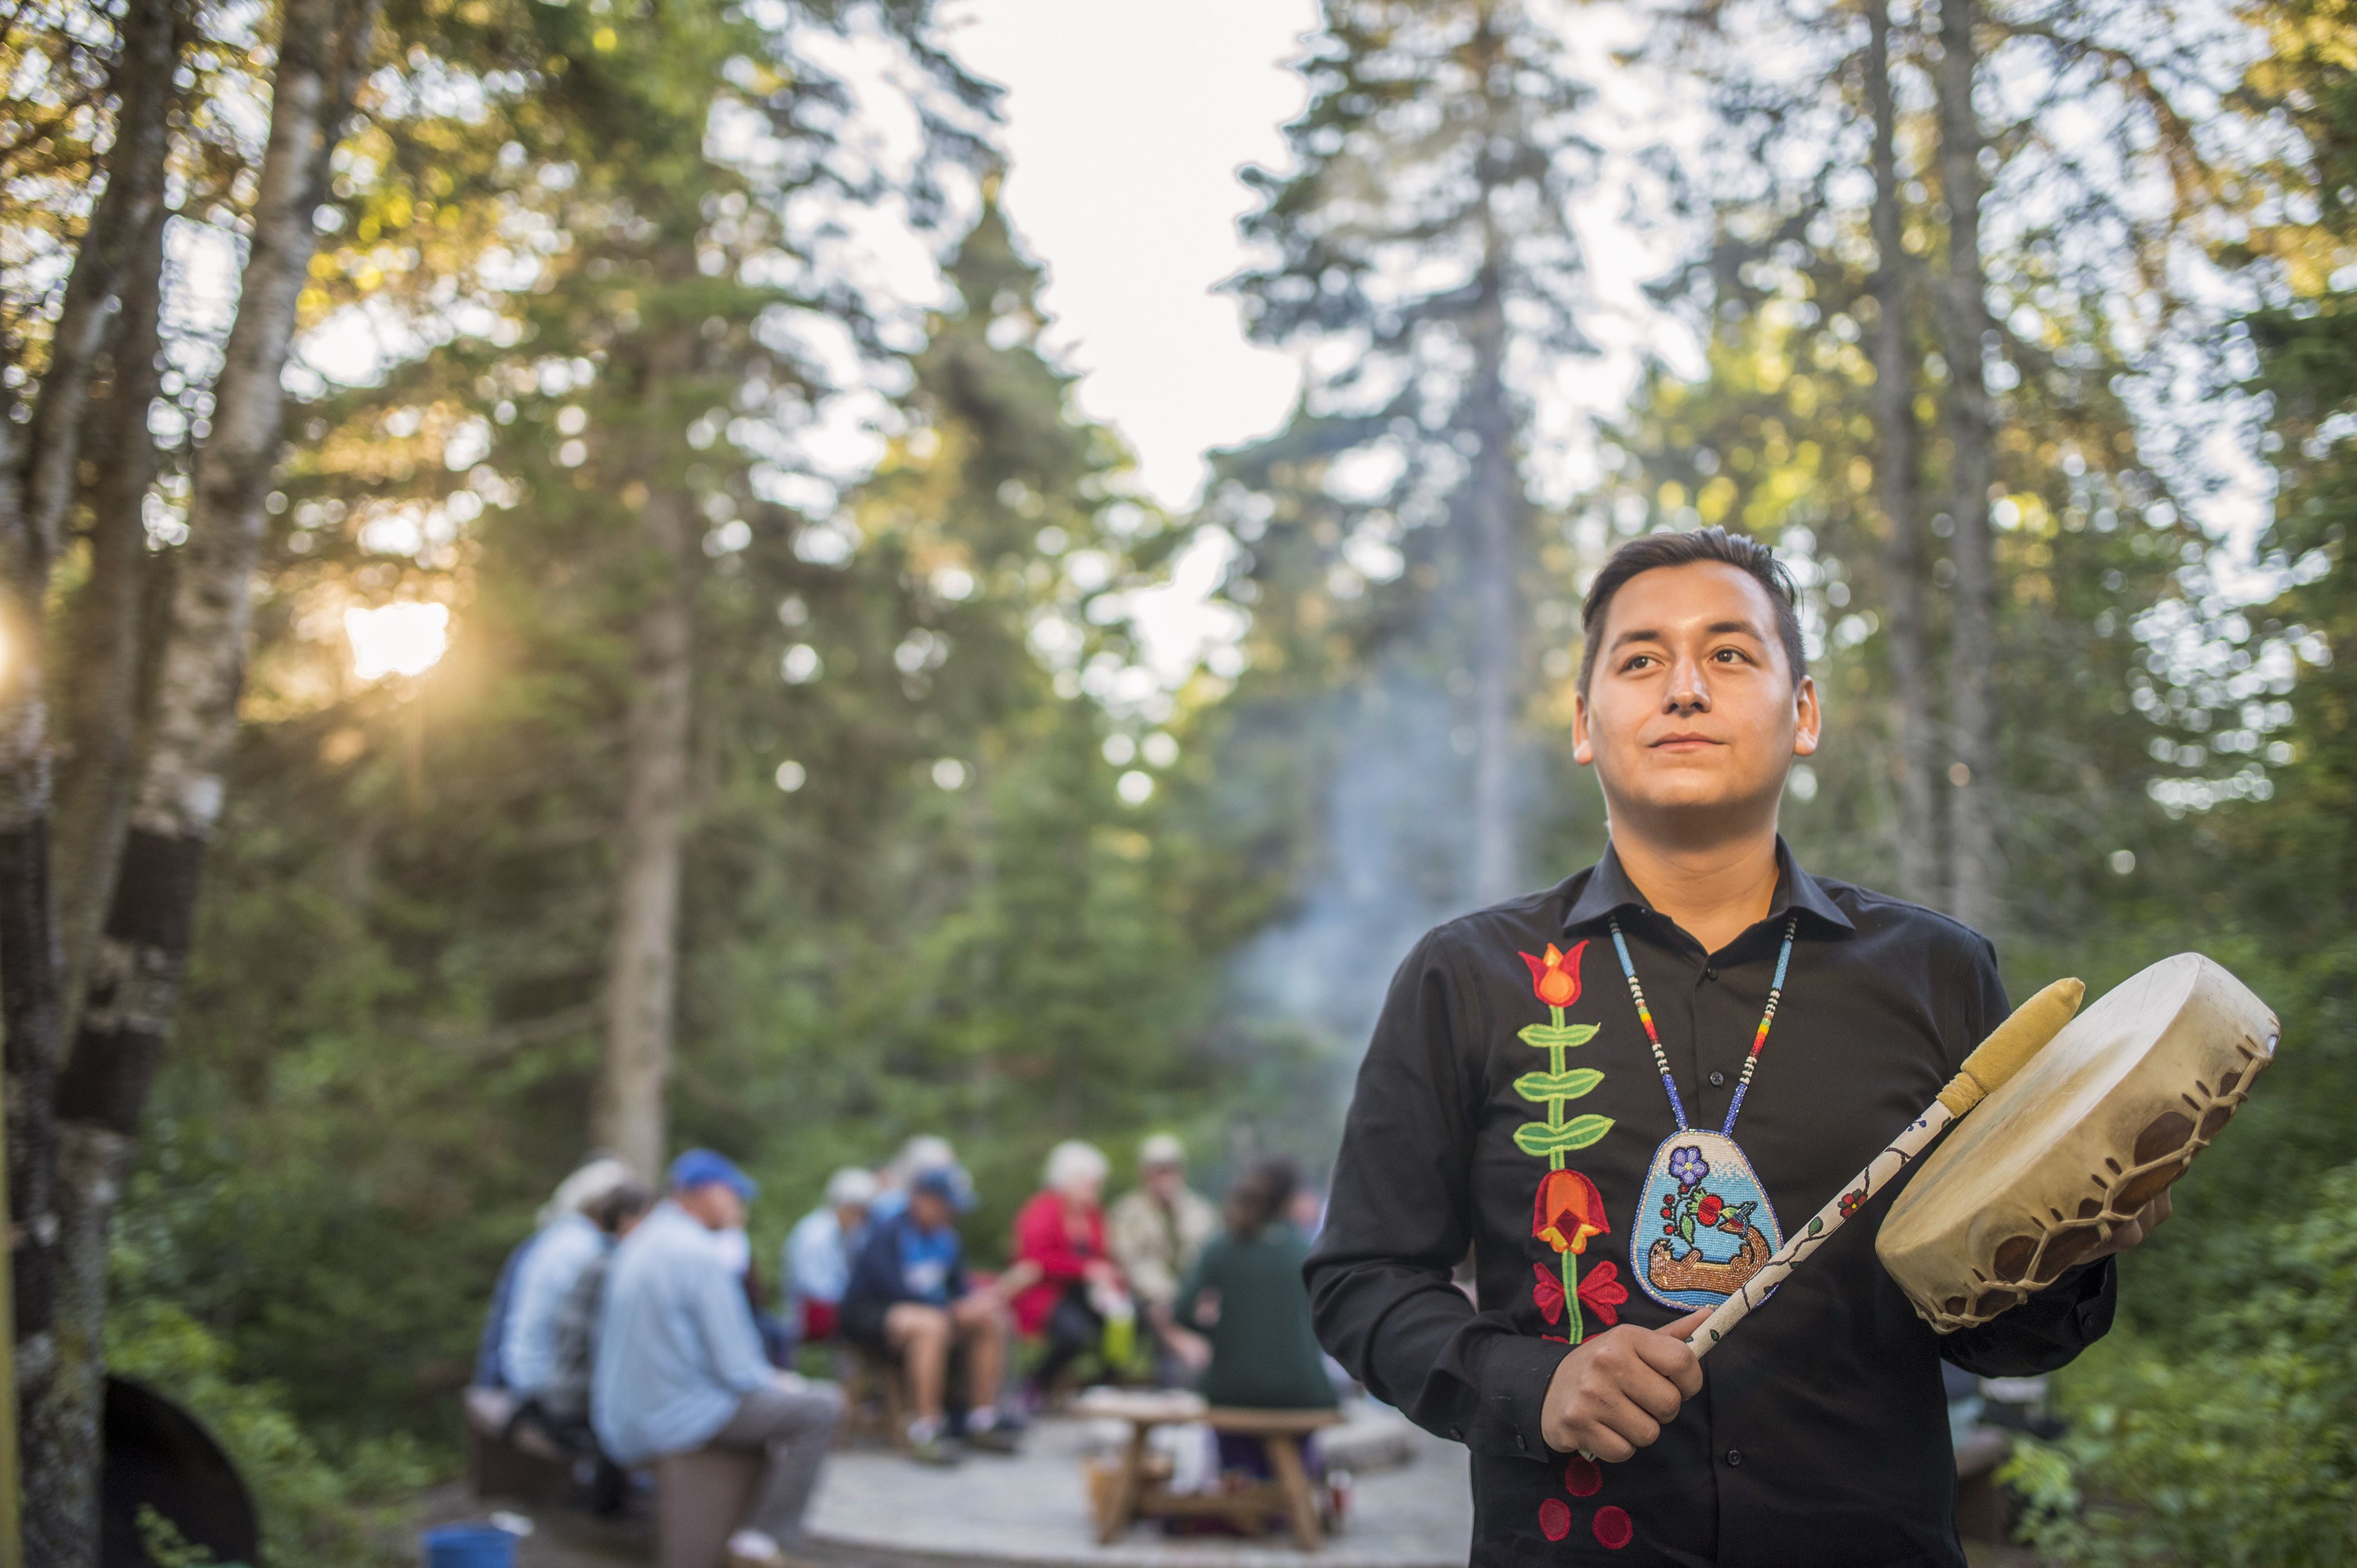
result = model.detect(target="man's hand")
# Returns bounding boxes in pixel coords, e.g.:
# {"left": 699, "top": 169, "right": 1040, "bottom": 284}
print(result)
{"left": 2086, "top": 1189, "right": 2171, "bottom": 1262}
{"left": 1539, "top": 1308, "right": 1708, "bottom": 1461}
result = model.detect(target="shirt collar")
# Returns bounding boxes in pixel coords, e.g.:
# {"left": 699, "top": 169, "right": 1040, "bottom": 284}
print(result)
{"left": 1562, "top": 836, "right": 1855, "bottom": 937}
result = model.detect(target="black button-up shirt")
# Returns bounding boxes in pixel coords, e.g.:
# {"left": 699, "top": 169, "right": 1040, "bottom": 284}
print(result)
{"left": 1306, "top": 841, "right": 2115, "bottom": 1566}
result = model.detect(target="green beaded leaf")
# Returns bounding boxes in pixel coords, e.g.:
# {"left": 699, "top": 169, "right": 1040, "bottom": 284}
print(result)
{"left": 1511, "top": 1114, "right": 1616, "bottom": 1157}
{"left": 1518, "top": 1023, "right": 1602, "bottom": 1049}
{"left": 1512, "top": 1069, "right": 1605, "bottom": 1103}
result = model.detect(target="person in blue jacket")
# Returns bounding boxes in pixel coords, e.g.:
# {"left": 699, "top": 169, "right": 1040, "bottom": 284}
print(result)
{"left": 841, "top": 1167, "right": 1020, "bottom": 1464}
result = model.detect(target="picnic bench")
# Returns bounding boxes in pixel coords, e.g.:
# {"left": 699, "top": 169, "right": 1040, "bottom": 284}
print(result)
{"left": 1077, "top": 1388, "right": 1345, "bottom": 1550}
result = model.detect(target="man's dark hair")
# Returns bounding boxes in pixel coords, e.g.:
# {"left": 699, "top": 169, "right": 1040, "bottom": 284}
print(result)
{"left": 1576, "top": 526, "right": 1806, "bottom": 696}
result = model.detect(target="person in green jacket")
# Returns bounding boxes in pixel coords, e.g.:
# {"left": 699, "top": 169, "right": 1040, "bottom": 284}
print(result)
{"left": 1178, "top": 1158, "right": 1341, "bottom": 1415}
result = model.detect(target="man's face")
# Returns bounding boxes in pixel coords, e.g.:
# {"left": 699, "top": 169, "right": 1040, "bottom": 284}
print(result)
{"left": 1144, "top": 1163, "right": 1183, "bottom": 1202}
{"left": 909, "top": 1189, "right": 953, "bottom": 1232}
{"left": 678, "top": 1183, "right": 748, "bottom": 1232}
{"left": 834, "top": 1202, "right": 868, "bottom": 1232}
{"left": 1572, "top": 561, "right": 1819, "bottom": 827}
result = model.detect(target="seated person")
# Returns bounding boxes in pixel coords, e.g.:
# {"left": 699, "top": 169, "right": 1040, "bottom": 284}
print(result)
{"left": 867, "top": 1135, "right": 971, "bottom": 1224}
{"left": 785, "top": 1166, "right": 877, "bottom": 1345}
{"left": 841, "top": 1167, "right": 1018, "bottom": 1465}
{"left": 538, "top": 1181, "right": 651, "bottom": 1511}
{"left": 473, "top": 1156, "right": 633, "bottom": 1395}
{"left": 1106, "top": 1134, "right": 1217, "bottom": 1380}
{"left": 1010, "top": 1140, "right": 1130, "bottom": 1397}
{"left": 594, "top": 1150, "right": 841, "bottom": 1568}
{"left": 1177, "top": 1158, "right": 1338, "bottom": 1480}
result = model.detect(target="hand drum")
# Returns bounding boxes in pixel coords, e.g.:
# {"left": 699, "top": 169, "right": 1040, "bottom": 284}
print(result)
{"left": 1877, "top": 953, "right": 2277, "bottom": 1333}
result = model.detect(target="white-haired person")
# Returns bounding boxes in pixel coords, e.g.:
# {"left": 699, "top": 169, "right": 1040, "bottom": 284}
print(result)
{"left": 784, "top": 1166, "right": 878, "bottom": 1346}
{"left": 1010, "top": 1140, "right": 1131, "bottom": 1401}
{"left": 1107, "top": 1134, "right": 1218, "bottom": 1381}
{"left": 471, "top": 1156, "right": 634, "bottom": 1396}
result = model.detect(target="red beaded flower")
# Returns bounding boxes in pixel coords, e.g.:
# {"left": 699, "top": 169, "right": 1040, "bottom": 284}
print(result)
{"left": 1519, "top": 939, "right": 1588, "bottom": 1008}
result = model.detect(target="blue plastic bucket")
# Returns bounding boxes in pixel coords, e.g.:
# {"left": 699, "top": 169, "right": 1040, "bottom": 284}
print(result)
{"left": 420, "top": 1523, "right": 517, "bottom": 1568}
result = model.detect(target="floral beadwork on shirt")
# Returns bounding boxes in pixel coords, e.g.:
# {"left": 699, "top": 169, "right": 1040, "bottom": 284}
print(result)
{"left": 1513, "top": 940, "right": 1615, "bottom": 1345}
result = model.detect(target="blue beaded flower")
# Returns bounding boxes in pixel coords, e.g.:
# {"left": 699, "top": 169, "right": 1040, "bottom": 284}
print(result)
{"left": 1669, "top": 1144, "right": 1709, "bottom": 1189}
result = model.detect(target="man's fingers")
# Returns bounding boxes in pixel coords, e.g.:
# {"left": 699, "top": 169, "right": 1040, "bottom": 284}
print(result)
{"left": 1588, "top": 1388, "right": 1663, "bottom": 1452}
{"left": 1629, "top": 1323, "right": 1706, "bottom": 1396}
{"left": 1617, "top": 1362, "right": 1687, "bottom": 1425}
{"left": 1576, "top": 1423, "right": 1638, "bottom": 1464}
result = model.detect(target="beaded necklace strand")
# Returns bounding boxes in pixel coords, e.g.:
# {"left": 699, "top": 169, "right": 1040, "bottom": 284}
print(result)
{"left": 1608, "top": 912, "right": 1799, "bottom": 1136}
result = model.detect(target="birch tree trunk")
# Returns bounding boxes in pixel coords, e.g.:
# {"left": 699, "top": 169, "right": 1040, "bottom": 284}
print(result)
{"left": 593, "top": 478, "right": 696, "bottom": 1180}
{"left": 57, "top": 198, "right": 169, "bottom": 1048}
{"left": 35, "top": 0, "right": 376, "bottom": 1551}
{"left": 1936, "top": 0, "right": 2002, "bottom": 933}
{"left": 19, "top": 0, "right": 178, "bottom": 563}
{"left": 1465, "top": 248, "right": 1520, "bottom": 906}
{"left": 4, "top": 0, "right": 181, "bottom": 1493}
{"left": 1867, "top": 0, "right": 1943, "bottom": 907}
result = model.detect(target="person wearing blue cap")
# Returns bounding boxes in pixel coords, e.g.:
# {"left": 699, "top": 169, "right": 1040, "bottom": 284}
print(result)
{"left": 594, "top": 1149, "right": 841, "bottom": 1567}
{"left": 841, "top": 1165, "right": 1020, "bottom": 1465}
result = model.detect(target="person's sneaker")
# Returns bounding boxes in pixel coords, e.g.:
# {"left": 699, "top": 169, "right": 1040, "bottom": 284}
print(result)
{"left": 908, "top": 1431, "right": 962, "bottom": 1466}
{"left": 965, "top": 1422, "right": 1020, "bottom": 1455}
{"left": 724, "top": 1529, "right": 788, "bottom": 1568}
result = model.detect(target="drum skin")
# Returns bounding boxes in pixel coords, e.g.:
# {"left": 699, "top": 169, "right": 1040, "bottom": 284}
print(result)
{"left": 1878, "top": 953, "right": 2277, "bottom": 1333}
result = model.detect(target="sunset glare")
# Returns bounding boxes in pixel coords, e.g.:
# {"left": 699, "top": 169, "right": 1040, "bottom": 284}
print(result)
{"left": 345, "top": 602, "right": 451, "bottom": 681}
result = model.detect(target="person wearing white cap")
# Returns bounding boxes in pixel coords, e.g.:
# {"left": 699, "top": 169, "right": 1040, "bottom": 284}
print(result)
{"left": 1107, "top": 1134, "right": 1219, "bottom": 1381}
{"left": 784, "top": 1166, "right": 879, "bottom": 1345}
{"left": 473, "top": 1156, "right": 634, "bottom": 1397}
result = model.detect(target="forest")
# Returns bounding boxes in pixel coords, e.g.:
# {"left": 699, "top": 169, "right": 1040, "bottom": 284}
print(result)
{"left": 2, "top": 0, "right": 2354, "bottom": 1560}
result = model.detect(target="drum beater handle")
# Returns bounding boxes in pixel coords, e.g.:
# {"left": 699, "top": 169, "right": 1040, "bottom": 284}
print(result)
{"left": 1682, "top": 976, "right": 2086, "bottom": 1359}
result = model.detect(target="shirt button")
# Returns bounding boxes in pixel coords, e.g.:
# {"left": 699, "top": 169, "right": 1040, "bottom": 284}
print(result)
{"left": 1709, "top": 1071, "right": 1726, "bottom": 1088}
{"left": 1726, "top": 1448, "right": 1743, "bottom": 1466}
{"left": 1704, "top": 965, "right": 1719, "bottom": 981}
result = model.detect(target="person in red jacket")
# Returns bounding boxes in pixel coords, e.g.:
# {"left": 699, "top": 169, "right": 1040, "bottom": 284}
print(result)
{"left": 1009, "top": 1140, "right": 1131, "bottom": 1401}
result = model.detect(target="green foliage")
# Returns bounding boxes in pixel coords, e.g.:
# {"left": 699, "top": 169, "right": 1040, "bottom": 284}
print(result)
{"left": 106, "top": 1297, "right": 423, "bottom": 1568}
{"left": 2003, "top": 1161, "right": 2357, "bottom": 1566}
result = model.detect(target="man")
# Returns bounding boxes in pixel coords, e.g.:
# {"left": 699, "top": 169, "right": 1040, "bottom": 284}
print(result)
{"left": 841, "top": 1166, "right": 1019, "bottom": 1465}
{"left": 785, "top": 1166, "right": 877, "bottom": 1346}
{"left": 1106, "top": 1134, "right": 1217, "bottom": 1378}
{"left": 866, "top": 1134, "right": 972, "bottom": 1225}
{"left": 1306, "top": 529, "right": 2168, "bottom": 1565}
{"left": 595, "top": 1150, "right": 841, "bottom": 1568}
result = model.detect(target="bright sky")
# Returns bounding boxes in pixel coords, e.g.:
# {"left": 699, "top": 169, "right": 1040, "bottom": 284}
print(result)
{"left": 938, "top": 0, "right": 1320, "bottom": 512}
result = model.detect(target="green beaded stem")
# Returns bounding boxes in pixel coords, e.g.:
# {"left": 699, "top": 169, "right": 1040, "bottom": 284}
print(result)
{"left": 1516, "top": 1004, "right": 1610, "bottom": 1344}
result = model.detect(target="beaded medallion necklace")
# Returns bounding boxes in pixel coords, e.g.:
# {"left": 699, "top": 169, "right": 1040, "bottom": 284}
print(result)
{"left": 1610, "top": 911, "right": 1801, "bottom": 1312}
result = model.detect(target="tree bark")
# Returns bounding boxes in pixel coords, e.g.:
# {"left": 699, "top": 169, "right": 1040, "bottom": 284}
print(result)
{"left": 1465, "top": 249, "right": 1520, "bottom": 906}
{"left": 1867, "top": 0, "right": 1942, "bottom": 907}
{"left": 1463, "top": 15, "right": 1520, "bottom": 907}
{"left": 19, "top": 0, "right": 178, "bottom": 568}
{"left": 0, "top": 390, "right": 65, "bottom": 1547}
{"left": 3, "top": 0, "right": 180, "bottom": 1511}
{"left": 1936, "top": 0, "right": 2001, "bottom": 934}
{"left": 35, "top": 0, "right": 376, "bottom": 1553}
{"left": 593, "top": 478, "right": 696, "bottom": 1180}
{"left": 56, "top": 198, "right": 168, "bottom": 1051}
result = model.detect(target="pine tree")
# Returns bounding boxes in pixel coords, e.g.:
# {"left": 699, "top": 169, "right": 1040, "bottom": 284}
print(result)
{"left": 1226, "top": 0, "right": 1602, "bottom": 904}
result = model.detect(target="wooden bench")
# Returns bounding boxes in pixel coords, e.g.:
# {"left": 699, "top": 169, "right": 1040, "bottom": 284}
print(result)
{"left": 835, "top": 1343, "right": 909, "bottom": 1448}
{"left": 1078, "top": 1388, "right": 1344, "bottom": 1550}
{"left": 461, "top": 1386, "right": 577, "bottom": 1509}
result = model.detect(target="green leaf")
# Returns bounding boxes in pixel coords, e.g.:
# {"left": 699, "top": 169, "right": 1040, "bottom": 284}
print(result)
{"left": 1808, "top": 1216, "right": 1824, "bottom": 1237}
{"left": 1512, "top": 1068, "right": 1605, "bottom": 1103}
{"left": 1512, "top": 1113, "right": 1616, "bottom": 1157}
{"left": 1518, "top": 1022, "right": 1602, "bottom": 1049}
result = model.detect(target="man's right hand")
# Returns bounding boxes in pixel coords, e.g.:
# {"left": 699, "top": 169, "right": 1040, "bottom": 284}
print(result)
{"left": 1538, "top": 1307, "right": 1708, "bottom": 1460}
